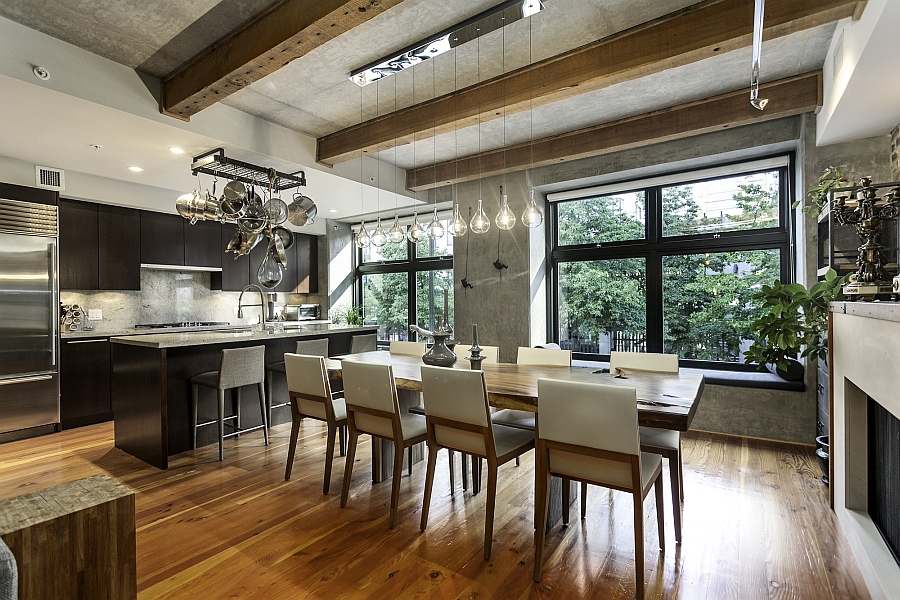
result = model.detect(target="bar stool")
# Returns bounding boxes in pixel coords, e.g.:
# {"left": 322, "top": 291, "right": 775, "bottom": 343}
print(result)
{"left": 266, "top": 338, "right": 330, "bottom": 424}
{"left": 191, "top": 345, "right": 269, "bottom": 461}
{"left": 349, "top": 333, "right": 377, "bottom": 353}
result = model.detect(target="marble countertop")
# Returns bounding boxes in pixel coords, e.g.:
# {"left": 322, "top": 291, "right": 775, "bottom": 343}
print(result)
{"left": 61, "top": 324, "right": 251, "bottom": 339}
{"left": 109, "top": 324, "right": 377, "bottom": 349}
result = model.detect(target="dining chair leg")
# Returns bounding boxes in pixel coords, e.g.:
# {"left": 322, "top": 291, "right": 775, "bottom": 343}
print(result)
{"left": 473, "top": 457, "right": 482, "bottom": 495}
{"left": 407, "top": 446, "right": 413, "bottom": 477}
{"left": 265, "top": 369, "right": 274, "bottom": 426}
{"left": 654, "top": 473, "right": 666, "bottom": 550}
{"left": 284, "top": 400, "right": 301, "bottom": 480}
{"left": 483, "top": 463, "right": 498, "bottom": 560}
{"left": 533, "top": 452, "right": 552, "bottom": 582}
{"left": 516, "top": 456, "right": 520, "bottom": 467}
{"left": 191, "top": 383, "right": 199, "bottom": 450}
{"left": 669, "top": 452, "right": 682, "bottom": 543}
{"left": 633, "top": 488, "right": 645, "bottom": 600}
{"left": 338, "top": 425, "right": 347, "bottom": 457}
{"left": 324, "top": 423, "right": 337, "bottom": 495}
{"left": 448, "top": 450, "right": 456, "bottom": 494}
{"left": 420, "top": 443, "right": 439, "bottom": 531}
{"left": 581, "top": 481, "right": 588, "bottom": 519}
{"left": 461, "top": 453, "right": 469, "bottom": 491}
{"left": 677, "top": 443, "right": 685, "bottom": 500}
{"left": 340, "top": 419, "right": 359, "bottom": 508}
{"left": 216, "top": 389, "right": 226, "bottom": 461}
{"left": 562, "top": 478, "right": 570, "bottom": 525}
{"left": 388, "top": 441, "right": 405, "bottom": 529}
{"left": 257, "top": 382, "right": 269, "bottom": 445}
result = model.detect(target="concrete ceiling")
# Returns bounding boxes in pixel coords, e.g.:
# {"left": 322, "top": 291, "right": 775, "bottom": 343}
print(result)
{"left": 0, "top": 0, "right": 282, "bottom": 77}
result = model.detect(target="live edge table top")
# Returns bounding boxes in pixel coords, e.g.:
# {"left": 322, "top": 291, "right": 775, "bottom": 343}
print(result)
{"left": 325, "top": 352, "right": 704, "bottom": 432}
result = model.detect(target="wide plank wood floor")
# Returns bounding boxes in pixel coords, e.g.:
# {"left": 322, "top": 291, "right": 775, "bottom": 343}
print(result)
{"left": 0, "top": 421, "right": 870, "bottom": 599}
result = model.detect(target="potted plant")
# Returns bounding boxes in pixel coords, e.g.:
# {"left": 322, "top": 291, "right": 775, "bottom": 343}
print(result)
{"left": 744, "top": 269, "right": 847, "bottom": 380}
{"left": 793, "top": 165, "right": 849, "bottom": 217}
{"left": 331, "top": 304, "right": 363, "bottom": 326}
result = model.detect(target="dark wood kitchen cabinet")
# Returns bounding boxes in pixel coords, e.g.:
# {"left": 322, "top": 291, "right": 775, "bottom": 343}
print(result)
{"left": 141, "top": 211, "right": 185, "bottom": 266}
{"left": 184, "top": 220, "right": 222, "bottom": 268}
{"left": 60, "top": 337, "right": 113, "bottom": 429}
{"left": 295, "top": 233, "right": 318, "bottom": 294}
{"left": 98, "top": 204, "right": 141, "bottom": 290}
{"left": 59, "top": 199, "right": 99, "bottom": 290}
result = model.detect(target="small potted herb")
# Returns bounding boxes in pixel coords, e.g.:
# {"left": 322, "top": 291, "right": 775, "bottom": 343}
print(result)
{"left": 793, "top": 166, "right": 849, "bottom": 217}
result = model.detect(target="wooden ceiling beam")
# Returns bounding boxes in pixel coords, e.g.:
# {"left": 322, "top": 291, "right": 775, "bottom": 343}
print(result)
{"left": 318, "top": 0, "right": 861, "bottom": 166}
{"left": 405, "top": 71, "right": 822, "bottom": 191}
{"left": 160, "top": 0, "right": 404, "bottom": 120}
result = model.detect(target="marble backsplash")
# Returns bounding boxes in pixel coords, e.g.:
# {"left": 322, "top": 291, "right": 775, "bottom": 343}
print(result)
{"left": 61, "top": 269, "right": 256, "bottom": 331}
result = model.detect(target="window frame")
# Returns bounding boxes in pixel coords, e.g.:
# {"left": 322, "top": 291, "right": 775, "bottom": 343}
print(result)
{"left": 356, "top": 233, "right": 453, "bottom": 346}
{"left": 547, "top": 154, "right": 796, "bottom": 370}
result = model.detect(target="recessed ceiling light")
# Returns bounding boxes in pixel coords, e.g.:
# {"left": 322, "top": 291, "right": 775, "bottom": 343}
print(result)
{"left": 329, "top": 209, "right": 338, "bottom": 213}
{"left": 169, "top": 147, "right": 185, "bottom": 154}
{"left": 128, "top": 166, "right": 143, "bottom": 172}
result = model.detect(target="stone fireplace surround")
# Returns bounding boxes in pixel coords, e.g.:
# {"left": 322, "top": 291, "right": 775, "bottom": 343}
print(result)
{"left": 830, "top": 301, "right": 900, "bottom": 600}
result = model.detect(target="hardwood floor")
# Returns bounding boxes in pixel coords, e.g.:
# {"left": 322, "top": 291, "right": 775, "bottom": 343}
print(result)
{"left": 0, "top": 422, "right": 870, "bottom": 599}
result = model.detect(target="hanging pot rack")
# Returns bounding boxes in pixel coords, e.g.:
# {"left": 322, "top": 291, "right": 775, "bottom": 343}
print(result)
{"left": 190, "top": 148, "right": 306, "bottom": 192}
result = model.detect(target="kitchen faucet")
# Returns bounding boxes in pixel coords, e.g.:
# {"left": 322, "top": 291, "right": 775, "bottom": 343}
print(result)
{"left": 237, "top": 284, "right": 267, "bottom": 327}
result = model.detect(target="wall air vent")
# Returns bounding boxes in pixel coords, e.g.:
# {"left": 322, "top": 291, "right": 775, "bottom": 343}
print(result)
{"left": 35, "top": 165, "right": 65, "bottom": 191}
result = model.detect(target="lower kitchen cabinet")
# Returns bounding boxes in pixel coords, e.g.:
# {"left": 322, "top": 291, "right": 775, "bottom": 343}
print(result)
{"left": 60, "top": 337, "right": 113, "bottom": 429}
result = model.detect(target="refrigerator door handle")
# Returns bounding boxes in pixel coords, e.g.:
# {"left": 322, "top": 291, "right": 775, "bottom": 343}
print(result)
{"left": 51, "top": 240, "right": 58, "bottom": 368}
{"left": 0, "top": 374, "right": 54, "bottom": 386}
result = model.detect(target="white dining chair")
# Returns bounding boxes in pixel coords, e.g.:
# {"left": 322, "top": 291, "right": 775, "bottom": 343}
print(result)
{"left": 420, "top": 365, "right": 535, "bottom": 560}
{"left": 609, "top": 351, "right": 683, "bottom": 543}
{"left": 389, "top": 340, "right": 427, "bottom": 356}
{"left": 340, "top": 360, "right": 427, "bottom": 529}
{"left": 533, "top": 378, "right": 665, "bottom": 599}
{"left": 492, "top": 346, "right": 571, "bottom": 432}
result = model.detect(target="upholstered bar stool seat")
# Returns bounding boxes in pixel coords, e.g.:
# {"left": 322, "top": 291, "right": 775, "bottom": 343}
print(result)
{"left": 350, "top": 333, "right": 377, "bottom": 353}
{"left": 191, "top": 345, "right": 269, "bottom": 461}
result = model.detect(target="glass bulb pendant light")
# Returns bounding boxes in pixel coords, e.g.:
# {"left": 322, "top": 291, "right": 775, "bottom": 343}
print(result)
{"left": 427, "top": 207, "right": 445, "bottom": 239}
{"left": 387, "top": 214, "right": 406, "bottom": 244}
{"left": 448, "top": 203, "right": 467, "bottom": 237}
{"left": 257, "top": 251, "right": 284, "bottom": 289}
{"left": 522, "top": 189, "right": 544, "bottom": 228}
{"left": 355, "top": 221, "right": 370, "bottom": 248}
{"left": 371, "top": 217, "right": 388, "bottom": 247}
{"left": 407, "top": 212, "right": 426, "bottom": 243}
{"left": 470, "top": 198, "right": 491, "bottom": 234}
{"left": 496, "top": 186, "right": 516, "bottom": 230}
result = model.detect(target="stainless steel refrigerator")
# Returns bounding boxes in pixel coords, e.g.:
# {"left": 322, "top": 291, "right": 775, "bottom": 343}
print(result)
{"left": 0, "top": 198, "right": 59, "bottom": 438}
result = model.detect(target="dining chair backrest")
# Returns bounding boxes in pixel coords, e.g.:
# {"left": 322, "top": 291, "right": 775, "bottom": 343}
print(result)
{"left": 342, "top": 360, "right": 399, "bottom": 439}
{"left": 537, "top": 378, "right": 640, "bottom": 490}
{"left": 349, "top": 333, "right": 377, "bottom": 353}
{"left": 517, "top": 347, "right": 571, "bottom": 366}
{"left": 218, "top": 345, "right": 266, "bottom": 389}
{"left": 295, "top": 338, "right": 329, "bottom": 358}
{"left": 390, "top": 340, "right": 426, "bottom": 356}
{"left": 534, "top": 342, "right": 562, "bottom": 350}
{"left": 610, "top": 351, "right": 679, "bottom": 374}
{"left": 284, "top": 353, "right": 334, "bottom": 420}
{"left": 421, "top": 365, "right": 492, "bottom": 456}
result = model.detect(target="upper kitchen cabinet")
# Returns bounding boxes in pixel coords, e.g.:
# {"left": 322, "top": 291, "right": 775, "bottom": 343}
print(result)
{"left": 59, "top": 199, "right": 99, "bottom": 290}
{"left": 98, "top": 205, "right": 141, "bottom": 290}
{"left": 184, "top": 220, "right": 222, "bottom": 268}
{"left": 295, "top": 233, "right": 318, "bottom": 294}
{"left": 0, "top": 182, "right": 58, "bottom": 206}
{"left": 141, "top": 211, "right": 184, "bottom": 266}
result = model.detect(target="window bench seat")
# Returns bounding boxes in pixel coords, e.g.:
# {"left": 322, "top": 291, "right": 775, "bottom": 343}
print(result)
{"left": 571, "top": 361, "right": 806, "bottom": 392}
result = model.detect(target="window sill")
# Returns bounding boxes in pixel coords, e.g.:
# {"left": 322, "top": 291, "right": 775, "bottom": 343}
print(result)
{"left": 572, "top": 360, "right": 806, "bottom": 392}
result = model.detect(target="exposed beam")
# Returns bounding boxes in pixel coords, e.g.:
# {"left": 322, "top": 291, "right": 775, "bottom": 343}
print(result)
{"left": 406, "top": 72, "right": 822, "bottom": 191}
{"left": 160, "top": 0, "right": 404, "bottom": 120}
{"left": 317, "top": 0, "right": 861, "bottom": 166}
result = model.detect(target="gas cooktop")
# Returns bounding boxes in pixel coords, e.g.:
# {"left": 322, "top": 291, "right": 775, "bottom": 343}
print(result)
{"left": 134, "top": 322, "right": 231, "bottom": 329}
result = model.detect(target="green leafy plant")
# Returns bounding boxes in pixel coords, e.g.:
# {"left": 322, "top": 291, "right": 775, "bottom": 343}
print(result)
{"left": 331, "top": 303, "right": 363, "bottom": 326}
{"left": 744, "top": 269, "right": 847, "bottom": 373}
{"left": 793, "top": 166, "right": 849, "bottom": 217}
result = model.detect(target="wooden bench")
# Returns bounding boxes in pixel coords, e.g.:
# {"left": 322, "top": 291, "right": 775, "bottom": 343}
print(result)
{"left": 0, "top": 475, "right": 136, "bottom": 600}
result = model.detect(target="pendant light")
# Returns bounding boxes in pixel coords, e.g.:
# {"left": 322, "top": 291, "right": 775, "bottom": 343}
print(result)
{"left": 448, "top": 44, "right": 467, "bottom": 238}
{"left": 521, "top": 16, "right": 543, "bottom": 229}
{"left": 408, "top": 212, "right": 426, "bottom": 242}
{"left": 355, "top": 78, "right": 370, "bottom": 249}
{"left": 425, "top": 58, "right": 444, "bottom": 240}
{"left": 388, "top": 214, "right": 406, "bottom": 243}
{"left": 470, "top": 199, "right": 491, "bottom": 234}
{"left": 370, "top": 80, "right": 388, "bottom": 248}
{"left": 470, "top": 34, "right": 490, "bottom": 235}
{"left": 428, "top": 207, "right": 445, "bottom": 238}
{"left": 257, "top": 247, "right": 284, "bottom": 288}
{"left": 371, "top": 217, "right": 388, "bottom": 247}
{"left": 355, "top": 220, "right": 370, "bottom": 248}
{"left": 496, "top": 186, "right": 516, "bottom": 230}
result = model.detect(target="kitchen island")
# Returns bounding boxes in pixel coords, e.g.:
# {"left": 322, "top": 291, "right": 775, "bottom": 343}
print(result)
{"left": 110, "top": 324, "right": 377, "bottom": 469}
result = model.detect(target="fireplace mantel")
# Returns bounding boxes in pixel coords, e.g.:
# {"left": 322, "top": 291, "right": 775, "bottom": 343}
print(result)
{"left": 829, "top": 301, "right": 900, "bottom": 600}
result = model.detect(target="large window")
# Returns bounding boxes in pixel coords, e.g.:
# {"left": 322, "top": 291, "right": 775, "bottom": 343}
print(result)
{"left": 357, "top": 220, "right": 453, "bottom": 342}
{"left": 550, "top": 158, "right": 792, "bottom": 367}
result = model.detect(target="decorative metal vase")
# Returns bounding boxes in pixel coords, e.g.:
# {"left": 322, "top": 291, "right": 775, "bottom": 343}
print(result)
{"left": 832, "top": 177, "right": 900, "bottom": 301}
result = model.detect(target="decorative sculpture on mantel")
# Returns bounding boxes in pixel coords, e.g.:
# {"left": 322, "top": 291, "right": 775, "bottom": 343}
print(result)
{"left": 832, "top": 177, "right": 900, "bottom": 301}
{"left": 409, "top": 289, "right": 457, "bottom": 367}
